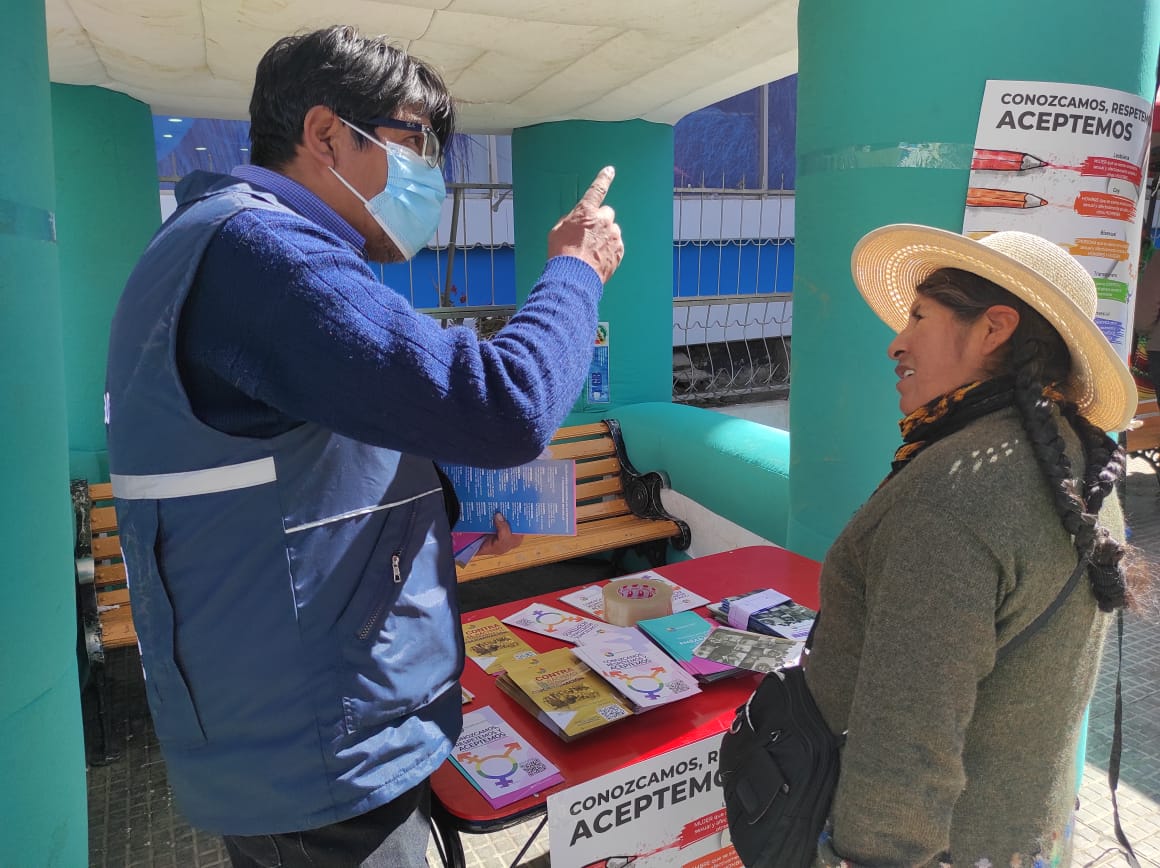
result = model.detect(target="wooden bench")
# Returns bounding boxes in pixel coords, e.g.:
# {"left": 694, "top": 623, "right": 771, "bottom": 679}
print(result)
{"left": 72, "top": 479, "right": 136, "bottom": 761}
{"left": 455, "top": 420, "right": 691, "bottom": 583}
{"left": 1125, "top": 396, "right": 1160, "bottom": 486}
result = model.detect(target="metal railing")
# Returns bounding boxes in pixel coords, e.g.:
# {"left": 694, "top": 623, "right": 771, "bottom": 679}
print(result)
{"left": 672, "top": 294, "right": 792, "bottom": 404}
{"left": 671, "top": 186, "right": 794, "bottom": 404}
{"left": 412, "top": 184, "right": 796, "bottom": 405}
{"left": 420, "top": 304, "right": 513, "bottom": 341}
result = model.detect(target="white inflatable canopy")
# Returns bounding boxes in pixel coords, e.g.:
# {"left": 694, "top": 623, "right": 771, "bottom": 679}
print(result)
{"left": 45, "top": 0, "right": 798, "bottom": 132}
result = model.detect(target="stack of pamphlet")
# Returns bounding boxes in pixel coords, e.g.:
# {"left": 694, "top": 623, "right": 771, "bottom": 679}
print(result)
{"left": 707, "top": 589, "right": 816, "bottom": 642}
{"left": 449, "top": 705, "right": 564, "bottom": 808}
{"left": 462, "top": 616, "right": 538, "bottom": 675}
{"left": 557, "top": 570, "right": 709, "bottom": 619}
{"left": 635, "top": 611, "right": 742, "bottom": 683}
{"left": 570, "top": 628, "right": 701, "bottom": 711}
{"left": 691, "top": 625, "right": 803, "bottom": 674}
{"left": 495, "top": 647, "right": 635, "bottom": 741}
{"left": 502, "top": 602, "right": 627, "bottom": 645}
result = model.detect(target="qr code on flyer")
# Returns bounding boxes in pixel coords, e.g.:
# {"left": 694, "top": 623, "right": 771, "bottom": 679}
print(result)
{"left": 598, "top": 704, "right": 629, "bottom": 722}
{"left": 668, "top": 680, "right": 693, "bottom": 695}
{"left": 521, "top": 758, "right": 547, "bottom": 776}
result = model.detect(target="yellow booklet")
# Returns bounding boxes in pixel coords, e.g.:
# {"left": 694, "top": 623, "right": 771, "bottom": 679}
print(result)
{"left": 496, "top": 647, "right": 634, "bottom": 741}
{"left": 461, "top": 616, "right": 537, "bottom": 675}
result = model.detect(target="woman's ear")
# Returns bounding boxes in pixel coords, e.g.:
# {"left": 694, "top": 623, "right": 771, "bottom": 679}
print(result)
{"left": 981, "top": 304, "right": 1020, "bottom": 354}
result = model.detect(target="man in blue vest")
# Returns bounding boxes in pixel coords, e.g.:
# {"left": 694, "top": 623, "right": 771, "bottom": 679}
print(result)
{"left": 105, "top": 25, "right": 622, "bottom": 867}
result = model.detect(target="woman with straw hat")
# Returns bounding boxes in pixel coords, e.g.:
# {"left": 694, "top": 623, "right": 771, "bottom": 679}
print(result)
{"left": 802, "top": 225, "right": 1148, "bottom": 866}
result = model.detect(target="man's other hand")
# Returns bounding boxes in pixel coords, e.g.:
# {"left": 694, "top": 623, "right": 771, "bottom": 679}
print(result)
{"left": 547, "top": 166, "right": 625, "bottom": 284}
{"left": 476, "top": 513, "right": 524, "bottom": 558}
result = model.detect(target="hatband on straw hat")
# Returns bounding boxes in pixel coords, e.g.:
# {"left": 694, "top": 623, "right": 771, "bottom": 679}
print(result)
{"left": 851, "top": 224, "right": 1136, "bottom": 432}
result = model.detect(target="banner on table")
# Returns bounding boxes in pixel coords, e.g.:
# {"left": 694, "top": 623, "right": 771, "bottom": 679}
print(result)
{"left": 546, "top": 734, "right": 741, "bottom": 868}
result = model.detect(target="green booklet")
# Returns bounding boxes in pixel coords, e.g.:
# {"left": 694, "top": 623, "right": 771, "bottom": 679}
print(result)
{"left": 636, "top": 611, "right": 739, "bottom": 681}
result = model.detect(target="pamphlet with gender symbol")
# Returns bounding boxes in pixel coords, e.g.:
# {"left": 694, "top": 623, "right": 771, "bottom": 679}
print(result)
{"left": 449, "top": 705, "right": 563, "bottom": 809}
{"left": 503, "top": 603, "right": 626, "bottom": 645}
{"left": 570, "top": 628, "right": 702, "bottom": 711}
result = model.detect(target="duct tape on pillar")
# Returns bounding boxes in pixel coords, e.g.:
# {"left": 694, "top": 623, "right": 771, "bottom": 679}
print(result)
{"left": 0, "top": 198, "right": 57, "bottom": 242}
{"left": 797, "top": 142, "right": 975, "bottom": 177}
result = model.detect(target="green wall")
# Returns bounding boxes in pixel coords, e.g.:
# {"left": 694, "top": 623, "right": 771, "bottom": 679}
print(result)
{"left": 615, "top": 402, "right": 791, "bottom": 547}
{"left": 512, "top": 120, "right": 674, "bottom": 416}
{"left": 788, "top": 0, "right": 1160, "bottom": 560}
{"left": 0, "top": 2, "right": 88, "bottom": 865}
{"left": 52, "top": 84, "right": 161, "bottom": 483}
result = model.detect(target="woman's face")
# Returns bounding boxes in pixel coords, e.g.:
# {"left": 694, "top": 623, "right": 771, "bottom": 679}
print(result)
{"left": 887, "top": 295, "right": 994, "bottom": 415}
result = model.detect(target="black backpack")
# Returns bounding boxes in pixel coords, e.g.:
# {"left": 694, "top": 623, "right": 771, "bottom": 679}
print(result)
{"left": 718, "top": 664, "right": 840, "bottom": 868}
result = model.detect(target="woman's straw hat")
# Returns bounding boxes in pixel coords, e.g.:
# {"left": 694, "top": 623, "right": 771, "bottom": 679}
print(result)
{"left": 851, "top": 224, "right": 1136, "bottom": 432}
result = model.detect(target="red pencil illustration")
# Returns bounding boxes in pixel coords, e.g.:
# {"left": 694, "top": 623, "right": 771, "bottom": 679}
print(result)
{"left": 972, "top": 149, "right": 1047, "bottom": 172}
{"left": 966, "top": 187, "right": 1048, "bottom": 209}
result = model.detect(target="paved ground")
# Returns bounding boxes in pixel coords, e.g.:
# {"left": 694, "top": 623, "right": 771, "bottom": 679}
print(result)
{"left": 1069, "top": 458, "right": 1160, "bottom": 867}
{"left": 84, "top": 462, "right": 1160, "bottom": 867}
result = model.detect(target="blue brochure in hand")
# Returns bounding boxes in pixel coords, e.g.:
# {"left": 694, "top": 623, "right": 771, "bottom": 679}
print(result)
{"left": 441, "top": 458, "right": 577, "bottom": 536}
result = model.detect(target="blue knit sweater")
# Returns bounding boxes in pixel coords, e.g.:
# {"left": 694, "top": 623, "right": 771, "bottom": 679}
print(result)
{"left": 176, "top": 169, "right": 603, "bottom": 467}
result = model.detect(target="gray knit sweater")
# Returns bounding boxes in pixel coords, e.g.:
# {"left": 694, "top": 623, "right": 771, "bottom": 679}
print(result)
{"left": 805, "top": 407, "right": 1120, "bottom": 867}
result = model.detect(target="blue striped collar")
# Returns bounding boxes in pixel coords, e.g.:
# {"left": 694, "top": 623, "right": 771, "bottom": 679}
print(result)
{"left": 231, "top": 164, "right": 366, "bottom": 255}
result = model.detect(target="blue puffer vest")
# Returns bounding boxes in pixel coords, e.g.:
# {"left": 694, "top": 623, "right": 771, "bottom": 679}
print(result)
{"left": 105, "top": 174, "right": 464, "bottom": 835}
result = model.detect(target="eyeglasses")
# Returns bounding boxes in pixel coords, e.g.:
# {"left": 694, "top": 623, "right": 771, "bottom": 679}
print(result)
{"left": 361, "top": 117, "right": 442, "bottom": 168}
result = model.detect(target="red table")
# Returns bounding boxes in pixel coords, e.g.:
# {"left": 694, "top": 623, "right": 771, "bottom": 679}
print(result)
{"left": 429, "top": 545, "right": 822, "bottom": 867}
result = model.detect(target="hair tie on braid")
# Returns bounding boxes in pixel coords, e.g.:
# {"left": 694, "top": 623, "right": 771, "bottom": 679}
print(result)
{"left": 1088, "top": 527, "right": 1128, "bottom": 612}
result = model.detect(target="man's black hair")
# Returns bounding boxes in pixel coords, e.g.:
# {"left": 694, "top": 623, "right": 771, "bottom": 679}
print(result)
{"left": 248, "top": 25, "right": 455, "bottom": 169}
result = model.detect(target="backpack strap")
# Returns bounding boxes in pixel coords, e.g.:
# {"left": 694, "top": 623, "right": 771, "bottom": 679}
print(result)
{"left": 1108, "top": 609, "right": 1140, "bottom": 868}
{"left": 995, "top": 556, "right": 1086, "bottom": 663}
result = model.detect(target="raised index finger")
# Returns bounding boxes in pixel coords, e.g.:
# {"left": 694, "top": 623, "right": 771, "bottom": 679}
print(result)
{"left": 578, "top": 166, "right": 616, "bottom": 208}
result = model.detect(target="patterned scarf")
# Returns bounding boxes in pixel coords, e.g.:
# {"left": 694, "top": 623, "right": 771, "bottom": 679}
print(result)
{"left": 884, "top": 375, "right": 1063, "bottom": 485}
{"left": 890, "top": 377, "right": 1016, "bottom": 478}
{"left": 881, "top": 375, "right": 1062, "bottom": 492}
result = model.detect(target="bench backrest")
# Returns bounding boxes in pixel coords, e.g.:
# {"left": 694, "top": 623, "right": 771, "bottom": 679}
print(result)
{"left": 75, "top": 481, "right": 137, "bottom": 650}
{"left": 547, "top": 422, "right": 636, "bottom": 527}
{"left": 1126, "top": 397, "right": 1160, "bottom": 453}
{"left": 87, "top": 482, "right": 128, "bottom": 591}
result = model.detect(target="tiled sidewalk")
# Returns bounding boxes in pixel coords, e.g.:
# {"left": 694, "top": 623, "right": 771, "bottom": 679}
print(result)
{"left": 1069, "top": 458, "right": 1160, "bottom": 867}
{"left": 85, "top": 465, "right": 1160, "bottom": 867}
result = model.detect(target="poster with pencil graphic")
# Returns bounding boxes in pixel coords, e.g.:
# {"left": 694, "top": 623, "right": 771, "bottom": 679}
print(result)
{"left": 963, "top": 80, "right": 1153, "bottom": 361}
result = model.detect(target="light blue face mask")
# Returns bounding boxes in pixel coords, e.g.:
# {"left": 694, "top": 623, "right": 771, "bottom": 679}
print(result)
{"left": 330, "top": 119, "right": 447, "bottom": 260}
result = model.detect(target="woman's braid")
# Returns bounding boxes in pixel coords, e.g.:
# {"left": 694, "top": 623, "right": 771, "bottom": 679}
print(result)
{"left": 1012, "top": 339, "right": 1086, "bottom": 532}
{"left": 1061, "top": 404, "right": 1129, "bottom": 611}
{"left": 1011, "top": 338, "right": 1128, "bottom": 611}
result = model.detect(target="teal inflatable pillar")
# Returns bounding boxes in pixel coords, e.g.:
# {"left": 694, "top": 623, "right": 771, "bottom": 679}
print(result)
{"left": 788, "top": 0, "right": 1160, "bottom": 561}
{"left": 0, "top": 2, "right": 89, "bottom": 865}
{"left": 52, "top": 84, "right": 161, "bottom": 482}
{"left": 512, "top": 121, "right": 674, "bottom": 416}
